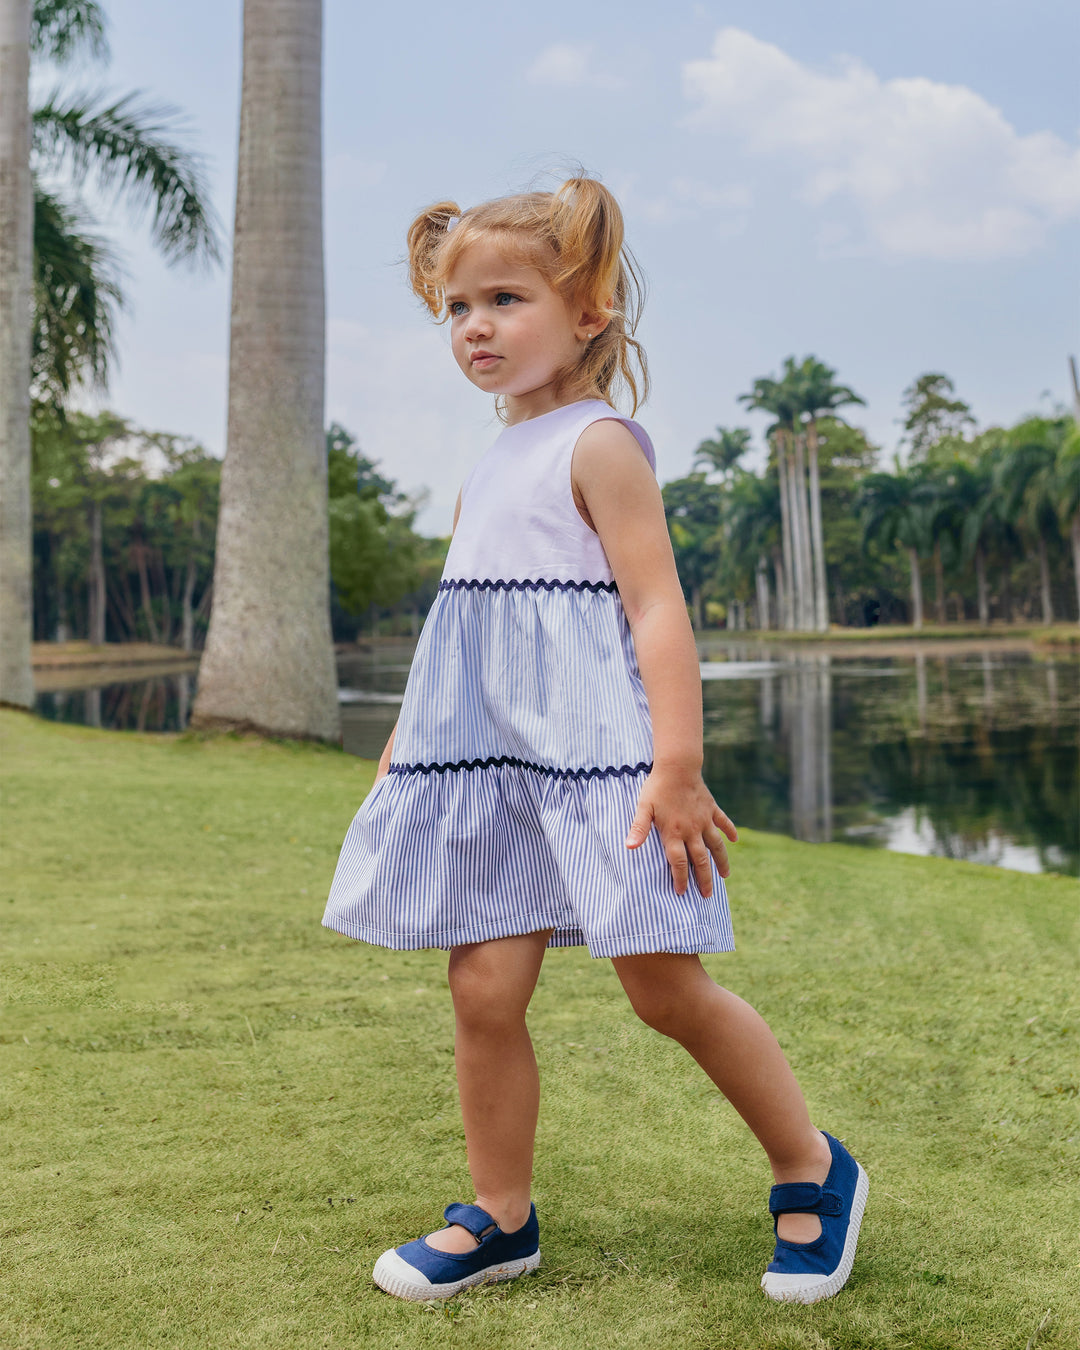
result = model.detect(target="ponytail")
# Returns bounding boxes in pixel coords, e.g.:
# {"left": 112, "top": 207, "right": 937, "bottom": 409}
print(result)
{"left": 405, "top": 175, "right": 649, "bottom": 414}
{"left": 406, "top": 200, "right": 462, "bottom": 317}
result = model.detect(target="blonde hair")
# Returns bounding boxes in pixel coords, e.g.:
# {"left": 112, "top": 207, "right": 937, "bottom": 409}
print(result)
{"left": 406, "top": 176, "right": 649, "bottom": 415}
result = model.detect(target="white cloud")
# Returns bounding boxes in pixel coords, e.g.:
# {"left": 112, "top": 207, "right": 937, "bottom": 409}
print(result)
{"left": 526, "top": 42, "right": 622, "bottom": 90}
{"left": 682, "top": 28, "right": 1080, "bottom": 260}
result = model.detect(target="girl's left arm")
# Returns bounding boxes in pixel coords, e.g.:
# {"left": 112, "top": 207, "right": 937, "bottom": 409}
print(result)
{"left": 572, "top": 419, "right": 737, "bottom": 896}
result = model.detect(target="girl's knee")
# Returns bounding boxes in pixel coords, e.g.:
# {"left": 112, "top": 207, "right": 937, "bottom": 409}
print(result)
{"left": 614, "top": 954, "right": 716, "bottom": 1038}
{"left": 625, "top": 987, "right": 685, "bottom": 1038}
{"left": 448, "top": 945, "right": 531, "bottom": 1031}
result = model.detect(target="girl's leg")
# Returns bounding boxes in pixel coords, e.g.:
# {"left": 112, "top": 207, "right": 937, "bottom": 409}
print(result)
{"left": 425, "top": 929, "right": 553, "bottom": 1255}
{"left": 611, "top": 952, "right": 833, "bottom": 1244}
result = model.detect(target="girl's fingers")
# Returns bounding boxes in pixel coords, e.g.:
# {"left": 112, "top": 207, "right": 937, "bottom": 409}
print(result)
{"left": 688, "top": 847, "right": 714, "bottom": 897}
{"left": 625, "top": 799, "right": 654, "bottom": 849}
{"left": 664, "top": 840, "right": 691, "bottom": 894}
{"left": 713, "top": 806, "right": 738, "bottom": 842}
{"left": 705, "top": 828, "right": 731, "bottom": 879}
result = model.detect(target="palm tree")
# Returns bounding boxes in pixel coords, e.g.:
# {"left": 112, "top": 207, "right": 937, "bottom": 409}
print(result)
{"left": 663, "top": 474, "right": 722, "bottom": 630}
{"left": 30, "top": 8, "right": 222, "bottom": 400}
{"left": 2, "top": 0, "right": 221, "bottom": 706}
{"left": 725, "top": 470, "right": 781, "bottom": 629}
{"left": 739, "top": 377, "right": 805, "bottom": 629}
{"left": 693, "top": 426, "right": 752, "bottom": 482}
{"left": 790, "top": 357, "right": 865, "bottom": 632}
{"left": 0, "top": 0, "right": 34, "bottom": 707}
{"left": 997, "top": 418, "right": 1067, "bottom": 625}
{"left": 859, "top": 468, "right": 935, "bottom": 630}
{"left": 191, "top": 0, "right": 339, "bottom": 742}
{"left": 1058, "top": 420, "right": 1080, "bottom": 621}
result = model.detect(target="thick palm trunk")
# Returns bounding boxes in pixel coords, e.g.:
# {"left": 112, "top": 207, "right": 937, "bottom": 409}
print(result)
{"left": 806, "top": 420, "right": 829, "bottom": 632}
{"left": 0, "top": 0, "right": 34, "bottom": 708}
{"left": 1036, "top": 536, "right": 1054, "bottom": 624}
{"left": 907, "top": 547, "right": 924, "bottom": 630}
{"left": 192, "top": 0, "right": 339, "bottom": 741}
{"left": 975, "top": 544, "right": 990, "bottom": 626}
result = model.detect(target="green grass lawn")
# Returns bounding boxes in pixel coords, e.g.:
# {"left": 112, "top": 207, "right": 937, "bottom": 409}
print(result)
{"left": 1, "top": 710, "right": 1076, "bottom": 1349}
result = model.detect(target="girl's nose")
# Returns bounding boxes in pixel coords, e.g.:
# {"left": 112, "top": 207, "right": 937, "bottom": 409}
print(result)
{"left": 464, "top": 309, "right": 492, "bottom": 341}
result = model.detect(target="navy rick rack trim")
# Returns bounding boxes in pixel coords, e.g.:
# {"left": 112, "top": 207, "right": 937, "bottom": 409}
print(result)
{"left": 439, "top": 577, "right": 618, "bottom": 595}
{"left": 388, "top": 755, "right": 653, "bottom": 782}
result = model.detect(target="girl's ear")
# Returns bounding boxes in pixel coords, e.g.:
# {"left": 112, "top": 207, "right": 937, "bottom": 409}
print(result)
{"left": 572, "top": 301, "right": 611, "bottom": 341}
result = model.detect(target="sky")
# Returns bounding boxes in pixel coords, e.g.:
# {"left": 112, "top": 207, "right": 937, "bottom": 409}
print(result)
{"left": 33, "top": 0, "right": 1080, "bottom": 533}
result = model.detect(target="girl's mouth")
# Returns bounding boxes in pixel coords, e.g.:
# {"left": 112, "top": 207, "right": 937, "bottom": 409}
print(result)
{"left": 470, "top": 351, "right": 500, "bottom": 369}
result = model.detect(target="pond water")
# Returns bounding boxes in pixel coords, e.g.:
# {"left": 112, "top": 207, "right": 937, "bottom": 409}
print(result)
{"left": 34, "top": 640, "right": 1079, "bottom": 876}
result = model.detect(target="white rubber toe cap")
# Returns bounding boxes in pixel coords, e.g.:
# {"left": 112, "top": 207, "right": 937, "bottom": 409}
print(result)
{"left": 372, "top": 1248, "right": 434, "bottom": 1301}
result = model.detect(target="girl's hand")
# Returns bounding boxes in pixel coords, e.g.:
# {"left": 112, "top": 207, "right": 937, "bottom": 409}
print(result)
{"left": 626, "top": 766, "right": 738, "bottom": 895}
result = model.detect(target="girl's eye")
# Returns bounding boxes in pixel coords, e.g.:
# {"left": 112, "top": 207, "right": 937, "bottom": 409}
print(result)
{"left": 448, "top": 300, "right": 467, "bottom": 317}
{"left": 495, "top": 292, "right": 519, "bottom": 306}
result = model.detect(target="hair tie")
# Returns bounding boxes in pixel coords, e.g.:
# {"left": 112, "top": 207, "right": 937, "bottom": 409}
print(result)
{"left": 445, "top": 215, "right": 460, "bottom": 234}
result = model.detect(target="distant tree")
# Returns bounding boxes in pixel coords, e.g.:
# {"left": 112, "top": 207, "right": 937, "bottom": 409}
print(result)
{"left": 997, "top": 418, "right": 1068, "bottom": 624}
{"left": 325, "top": 423, "right": 422, "bottom": 623}
{"left": 1058, "top": 419, "right": 1080, "bottom": 621}
{"left": 723, "top": 469, "right": 781, "bottom": 628}
{"left": 791, "top": 356, "right": 865, "bottom": 632}
{"left": 740, "top": 376, "right": 803, "bottom": 629}
{"left": 662, "top": 474, "right": 722, "bottom": 630}
{"left": 693, "top": 426, "right": 751, "bottom": 481}
{"left": 900, "top": 373, "right": 975, "bottom": 461}
{"left": 859, "top": 467, "right": 935, "bottom": 629}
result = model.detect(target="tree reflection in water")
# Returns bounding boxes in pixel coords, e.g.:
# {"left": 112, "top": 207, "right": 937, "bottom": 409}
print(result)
{"left": 702, "top": 647, "right": 1077, "bottom": 876}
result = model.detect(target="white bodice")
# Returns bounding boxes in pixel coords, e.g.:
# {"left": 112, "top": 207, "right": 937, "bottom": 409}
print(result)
{"left": 442, "top": 400, "right": 655, "bottom": 586}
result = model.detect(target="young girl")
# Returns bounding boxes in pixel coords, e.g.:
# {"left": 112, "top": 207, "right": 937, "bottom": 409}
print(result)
{"left": 323, "top": 177, "right": 867, "bottom": 1306}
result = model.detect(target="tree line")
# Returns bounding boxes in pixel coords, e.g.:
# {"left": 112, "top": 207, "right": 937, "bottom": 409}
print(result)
{"left": 665, "top": 366, "right": 1080, "bottom": 631}
{"left": 31, "top": 409, "right": 446, "bottom": 650}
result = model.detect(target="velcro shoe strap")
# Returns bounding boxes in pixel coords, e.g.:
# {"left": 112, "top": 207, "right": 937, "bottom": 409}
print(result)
{"left": 768, "top": 1183, "right": 844, "bottom": 1216}
{"left": 443, "top": 1202, "right": 499, "bottom": 1239}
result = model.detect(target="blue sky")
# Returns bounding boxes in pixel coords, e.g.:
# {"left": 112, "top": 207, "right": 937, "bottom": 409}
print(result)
{"left": 36, "top": 0, "right": 1080, "bottom": 532}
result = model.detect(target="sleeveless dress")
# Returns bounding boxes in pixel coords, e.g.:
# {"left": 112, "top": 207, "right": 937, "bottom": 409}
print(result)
{"left": 322, "top": 400, "right": 735, "bottom": 959}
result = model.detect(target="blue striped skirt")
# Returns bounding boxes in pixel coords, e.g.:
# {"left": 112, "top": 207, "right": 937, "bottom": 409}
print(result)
{"left": 322, "top": 761, "right": 735, "bottom": 959}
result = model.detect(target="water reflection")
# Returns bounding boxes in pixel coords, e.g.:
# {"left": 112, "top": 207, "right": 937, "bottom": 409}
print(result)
{"left": 36, "top": 671, "right": 196, "bottom": 734}
{"left": 701, "top": 643, "right": 1078, "bottom": 876}
{"left": 31, "top": 642, "right": 1079, "bottom": 876}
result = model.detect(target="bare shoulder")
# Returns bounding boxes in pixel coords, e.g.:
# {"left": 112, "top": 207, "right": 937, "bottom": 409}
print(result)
{"left": 572, "top": 417, "right": 656, "bottom": 522}
{"left": 572, "top": 417, "right": 652, "bottom": 480}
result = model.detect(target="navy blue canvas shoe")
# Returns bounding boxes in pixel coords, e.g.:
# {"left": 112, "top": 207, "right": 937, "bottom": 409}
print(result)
{"left": 761, "top": 1132, "right": 869, "bottom": 1304}
{"left": 372, "top": 1203, "right": 540, "bottom": 1301}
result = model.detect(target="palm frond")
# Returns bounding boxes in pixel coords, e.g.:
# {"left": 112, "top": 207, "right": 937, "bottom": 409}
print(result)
{"left": 32, "top": 180, "right": 123, "bottom": 402}
{"left": 30, "top": 0, "right": 108, "bottom": 63}
{"left": 33, "top": 89, "right": 223, "bottom": 267}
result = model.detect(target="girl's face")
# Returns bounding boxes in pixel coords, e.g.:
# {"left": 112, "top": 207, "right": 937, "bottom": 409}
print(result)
{"left": 445, "top": 237, "right": 595, "bottom": 422}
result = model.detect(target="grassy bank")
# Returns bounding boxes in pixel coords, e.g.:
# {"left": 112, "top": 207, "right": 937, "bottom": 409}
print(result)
{"left": 1, "top": 711, "right": 1076, "bottom": 1349}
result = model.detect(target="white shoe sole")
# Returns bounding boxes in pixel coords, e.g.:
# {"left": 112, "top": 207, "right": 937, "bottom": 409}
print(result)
{"left": 372, "top": 1246, "right": 541, "bottom": 1301}
{"left": 761, "top": 1163, "right": 869, "bottom": 1305}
